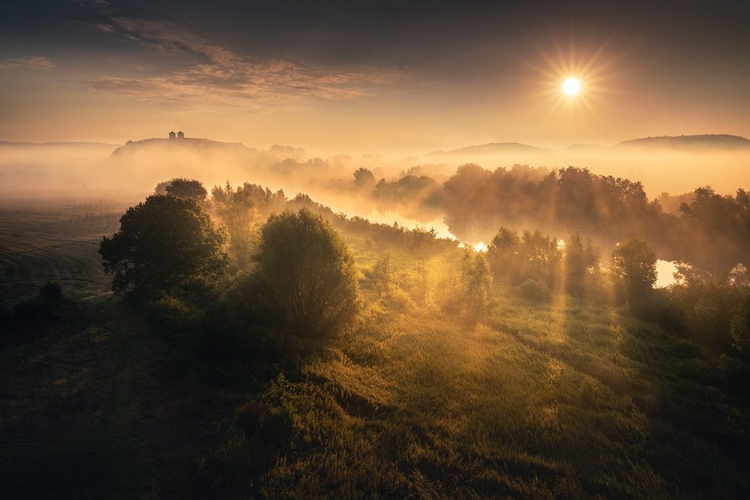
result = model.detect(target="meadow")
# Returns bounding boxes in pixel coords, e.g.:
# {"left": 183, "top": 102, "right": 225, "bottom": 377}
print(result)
{"left": 1, "top": 194, "right": 749, "bottom": 499}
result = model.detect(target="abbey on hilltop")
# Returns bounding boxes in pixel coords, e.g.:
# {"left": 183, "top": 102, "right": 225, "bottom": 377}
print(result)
{"left": 168, "top": 131, "right": 185, "bottom": 139}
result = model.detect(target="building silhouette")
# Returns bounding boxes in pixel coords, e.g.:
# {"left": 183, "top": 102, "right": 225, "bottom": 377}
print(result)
{"left": 169, "top": 131, "right": 176, "bottom": 139}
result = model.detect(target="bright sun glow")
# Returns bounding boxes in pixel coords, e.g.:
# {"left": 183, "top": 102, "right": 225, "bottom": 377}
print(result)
{"left": 523, "top": 40, "right": 621, "bottom": 128}
{"left": 563, "top": 77, "right": 581, "bottom": 95}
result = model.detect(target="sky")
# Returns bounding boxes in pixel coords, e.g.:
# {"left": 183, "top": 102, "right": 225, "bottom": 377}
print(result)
{"left": 1, "top": 0, "right": 749, "bottom": 152}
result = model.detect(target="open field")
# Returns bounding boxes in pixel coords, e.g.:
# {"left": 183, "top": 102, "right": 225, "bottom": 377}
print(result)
{"left": 0, "top": 195, "right": 140, "bottom": 305}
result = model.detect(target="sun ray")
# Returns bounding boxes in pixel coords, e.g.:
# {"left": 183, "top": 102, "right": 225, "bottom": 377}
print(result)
{"left": 519, "top": 35, "right": 627, "bottom": 139}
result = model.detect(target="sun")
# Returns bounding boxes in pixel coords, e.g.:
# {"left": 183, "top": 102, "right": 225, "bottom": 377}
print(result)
{"left": 563, "top": 77, "right": 581, "bottom": 96}
{"left": 520, "top": 38, "right": 624, "bottom": 131}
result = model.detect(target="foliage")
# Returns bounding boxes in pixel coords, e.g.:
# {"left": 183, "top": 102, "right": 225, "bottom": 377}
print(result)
{"left": 611, "top": 238, "right": 657, "bottom": 303}
{"left": 353, "top": 167, "right": 376, "bottom": 189}
{"left": 487, "top": 227, "right": 560, "bottom": 287}
{"left": 99, "top": 195, "right": 229, "bottom": 298}
{"left": 668, "top": 275, "right": 750, "bottom": 352}
{"left": 440, "top": 165, "right": 749, "bottom": 277}
{"left": 487, "top": 227, "right": 522, "bottom": 283}
{"left": 223, "top": 270, "right": 283, "bottom": 328}
{"left": 372, "top": 251, "right": 394, "bottom": 292}
{"left": 211, "top": 182, "right": 287, "bottom": 269}
{"left": 730, "top": 299, "right": 750, "bottom": 354}
{"left": 373, "top": 175, "right": 442, "bottom": 220}
{"left": 254, "top": 209, "right": 360, "bottom": 338}
{"left": 678, "top": 186, "right": 750, "bottom": 274}
{"left": 158, "top": 177, "right": 208, "bottom": 201}
{"left": 563, "top": 232, "right": 601, "bottom": 298}
{"left": 461, "top": 249, "right": 493, "bottom": 320}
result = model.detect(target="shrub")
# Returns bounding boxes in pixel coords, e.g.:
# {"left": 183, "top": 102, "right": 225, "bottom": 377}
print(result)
{"left": 143, "top": 295, "right": 203, "bottom": 330}
{"left": 254, "top": 209, "right": 360, "bottom": 339}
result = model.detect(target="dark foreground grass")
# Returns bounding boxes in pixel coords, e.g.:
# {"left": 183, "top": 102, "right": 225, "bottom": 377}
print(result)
{"left": 192, "top": 286, "right": 750, "bottom": 499}
{"left": 0, "top": 296, "right": 234, "bottom": 499}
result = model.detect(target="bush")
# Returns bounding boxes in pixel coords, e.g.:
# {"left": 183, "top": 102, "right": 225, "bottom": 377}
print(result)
{"left": 730, "top": 300, "right": 750, "bottom": 355}
{"left": 143, "top": 295, "right": 204, "bottom": 330}
{"left": 519, "top": 279, "right": 552, "bottom": 303}
{"left": 254, "top": 209, "right": 360, "bottom": 339}
{"left": 630, "top": 291, "right": 685, "bottom": 332}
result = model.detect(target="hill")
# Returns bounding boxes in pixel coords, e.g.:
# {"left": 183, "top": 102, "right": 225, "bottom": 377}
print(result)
{"left": 110, "top": 137, "right": 253, "bottom": 157}
{"left": 430, "top": 142, "right": 550, "bottom": 156}
{"left": 615, "top": 134, "right": 750, "bottom": 150}
{"left": 427, "top": 134, "right": 750, "bottom": 156}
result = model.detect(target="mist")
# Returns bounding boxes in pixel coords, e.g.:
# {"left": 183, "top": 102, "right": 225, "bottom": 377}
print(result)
{"left": 2, "top": 135, "right": 748, "bottom": 276}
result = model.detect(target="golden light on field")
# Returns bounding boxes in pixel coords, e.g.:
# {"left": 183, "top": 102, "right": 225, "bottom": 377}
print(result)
{"left": 563, "top": 77, "right": 581, "bottom": 96}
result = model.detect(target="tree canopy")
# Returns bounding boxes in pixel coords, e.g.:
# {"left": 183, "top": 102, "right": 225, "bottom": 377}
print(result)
{"left": 611, "top": 238, "right": 657, "bottom": 302}
{"left": 154, "top": 177, "right": 208, "bottom": 201}
{"left": 254, "top": 209, "right": 360, "bottom": 338}
{"left": 99, "top": 195, "right": 228, "bottom": 297}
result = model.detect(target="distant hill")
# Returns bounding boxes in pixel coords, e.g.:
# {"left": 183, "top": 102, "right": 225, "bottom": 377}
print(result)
{"left": 110, "top": 137, "right": 253, "bottom": 157}
{"left": 427, "top": 134, "right": 750, "bottom": 157}
{"left": 615, "top": 134, "right": 750, "bottom": 150}
{"left": 430, "top": 142, "right": 550, "bottom": 156}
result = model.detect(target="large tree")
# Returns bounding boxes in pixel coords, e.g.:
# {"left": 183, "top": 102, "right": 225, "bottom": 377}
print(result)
{"left": 99, "top": 195, "right": 228, "bottom": 297}
{"left": 254, "top": 209, "right": 360, "bottom": 338}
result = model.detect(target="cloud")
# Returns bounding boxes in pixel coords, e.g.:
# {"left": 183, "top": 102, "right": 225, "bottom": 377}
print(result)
{"left": 0, "top": 56, "right": 55, "bottom": 70}
{"left": 90, "top": 17, "right": 404, "bottom": 107}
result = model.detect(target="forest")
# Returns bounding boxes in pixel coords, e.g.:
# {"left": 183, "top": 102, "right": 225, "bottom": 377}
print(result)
{"left": 1, "top": 166, "right": 750, "bottom": 499}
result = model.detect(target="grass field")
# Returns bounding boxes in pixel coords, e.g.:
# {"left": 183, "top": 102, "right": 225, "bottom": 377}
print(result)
{"left": 0, "top": 195, "right": 140, "bottom": 305}
{"left": 1, "top": 196, "right": 749, "bottom": 499}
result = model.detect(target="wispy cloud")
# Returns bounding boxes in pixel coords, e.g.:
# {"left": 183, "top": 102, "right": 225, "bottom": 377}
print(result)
{"left": 0, "top": 56, "right": 56, "bottom": 70}
{"left": 90, "top": 18, "right": 403, "bottom": 107}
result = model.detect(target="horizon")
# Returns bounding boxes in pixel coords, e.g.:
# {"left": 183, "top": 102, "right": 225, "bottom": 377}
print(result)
{"left": 3, "top": 131, "right": 749, "bottom": 153}
{"left": 2, "top": 2, "right": 750, "bottom": 150}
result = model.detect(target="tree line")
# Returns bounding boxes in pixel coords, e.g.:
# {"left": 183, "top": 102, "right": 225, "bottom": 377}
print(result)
{"left": 351, "top": 164, "right": 749, "bottom": 278}
{"left": 97, "top": 176, "right": 750, "bottom": 358}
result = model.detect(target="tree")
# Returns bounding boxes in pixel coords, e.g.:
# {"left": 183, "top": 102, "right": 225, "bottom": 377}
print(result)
{"left": 487, "top": 227, "right": 522, "bottom": 283}
{"left": 254, "top": 209, "right": 360, "bottom": 338}
{"left": 99, "top": 195, "right": 228, "bottom": 297}
{"left": 159, "top": 177, "right": 208, "bottom": 201}
{"left": 564, "top": 232, "right": 600, "bottom": 298}
{"left": 211, "top": 182, "right": 286, "bottom": 269}
{"left": 461, "top": 249, "right": 493, "bottom": 321}
{"left": 353, "top": 167, "right": 376, "bottom": 189}
{"left": 611, "top": 238, "right": 657, "bottom": 302}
